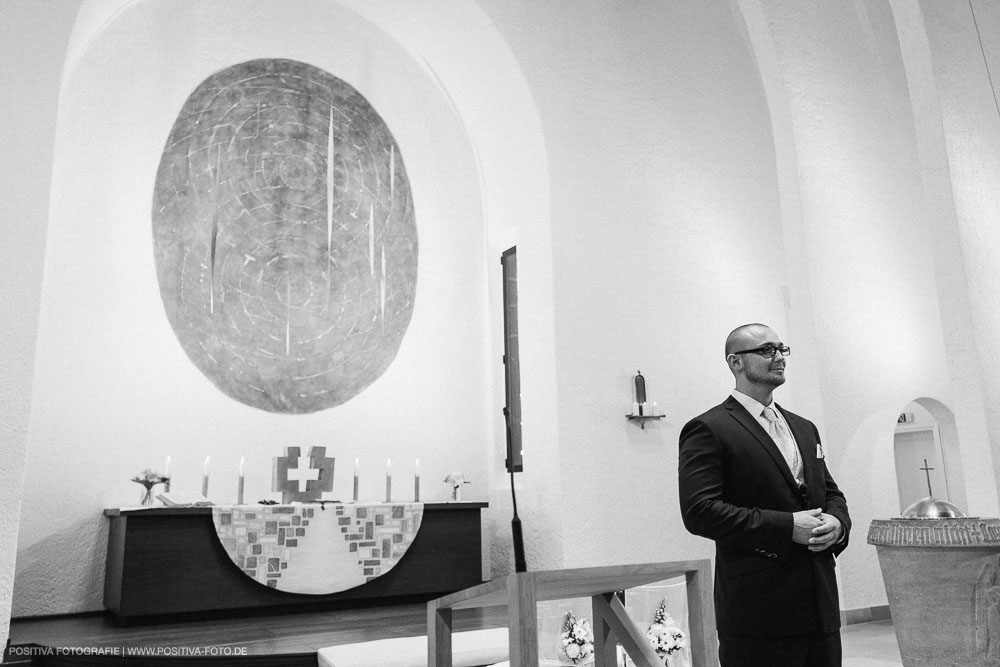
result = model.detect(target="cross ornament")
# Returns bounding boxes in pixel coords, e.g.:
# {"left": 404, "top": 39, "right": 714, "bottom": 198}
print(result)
{"left": 919, "top": 458, "right": 935, "bottom": 497}
{"left": 272, "top": 446, "right": 335, "bottom": 503}
{"left": 287, "top": 456, "right": 321, "bottom": 491}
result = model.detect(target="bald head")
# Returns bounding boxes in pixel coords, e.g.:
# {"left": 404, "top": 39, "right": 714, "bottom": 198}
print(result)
{"left": 725, "top": 323, "right": 771, "bottom": 357}
{"left": 724, "top": 323, "right": 787, "bottom": 403}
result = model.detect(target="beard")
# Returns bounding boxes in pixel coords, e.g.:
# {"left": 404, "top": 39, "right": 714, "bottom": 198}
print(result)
{"left": 745, "top": 362, "right": 786, "bottom": 387}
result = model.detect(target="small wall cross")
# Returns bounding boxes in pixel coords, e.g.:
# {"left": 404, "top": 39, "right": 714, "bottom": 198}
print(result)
{"left": 920, "top": 458, "right": 935, "bottom": 497}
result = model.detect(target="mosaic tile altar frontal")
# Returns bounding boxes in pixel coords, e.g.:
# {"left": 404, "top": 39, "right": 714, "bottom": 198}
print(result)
{"left": 212, "top": 503, "right": 423, "bottom": 594}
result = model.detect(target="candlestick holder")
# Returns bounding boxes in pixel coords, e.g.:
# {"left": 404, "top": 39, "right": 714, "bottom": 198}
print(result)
{"left": 626, "top": 371, "right": 664, "bottom": 429}
{"left": 626, "top": 413, "right": 665, "bottom": 429}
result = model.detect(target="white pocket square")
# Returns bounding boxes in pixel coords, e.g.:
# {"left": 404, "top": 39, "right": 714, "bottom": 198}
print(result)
{"left": 816, "top": 443, "right": 825, "bottom": 459}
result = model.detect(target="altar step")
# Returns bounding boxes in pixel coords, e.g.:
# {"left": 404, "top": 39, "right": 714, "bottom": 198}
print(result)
{"left": 5, "top": 603, "right": 506, "bottom": 667}
{"left": 5, "top": 605, "right": 899, "bottom": 666}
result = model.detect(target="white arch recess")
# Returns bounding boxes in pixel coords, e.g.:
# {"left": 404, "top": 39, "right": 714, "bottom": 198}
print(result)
{"left": 29, "top": 0, "right": 558, "bottom": 614}
{"left": 904, "top": 396, "right": 968, "bottom": 512}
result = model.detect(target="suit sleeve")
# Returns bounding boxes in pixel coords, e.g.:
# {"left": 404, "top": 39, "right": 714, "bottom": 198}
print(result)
{"left": 678, "top": 417, "right": 792, "bottom": 555}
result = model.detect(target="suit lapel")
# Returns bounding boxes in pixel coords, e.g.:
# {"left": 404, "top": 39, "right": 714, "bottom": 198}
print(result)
{"left": 724, "top": 396, "right": 801, "bottom": 492}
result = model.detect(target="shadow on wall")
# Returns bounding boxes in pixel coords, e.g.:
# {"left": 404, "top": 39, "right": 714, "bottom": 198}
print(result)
{"left": 12, "top": 517, "right": 109, "bottom": 617}
{"left": 488, "top": 486, "right": 564, "bottom": 578}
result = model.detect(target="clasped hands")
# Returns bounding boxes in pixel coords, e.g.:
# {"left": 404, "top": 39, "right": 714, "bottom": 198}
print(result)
{"left": 792, "top": 508, "right": 842, "bottom": 552}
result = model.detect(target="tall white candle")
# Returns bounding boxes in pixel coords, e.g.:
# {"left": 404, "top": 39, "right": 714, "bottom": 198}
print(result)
{"left": 164, "top": 455, "right": 172, "bottom": 492}
{"left": 414, "top": 459, "right": 420, "bottom": 502}
{"left": 202, "top": 455, "right": 210, "bottom": 498}
{"left": 237, "top": 456, "right": 245, "bottom": 505}
{"left": 385, "top": 458, "right": 392, "bottom": 503}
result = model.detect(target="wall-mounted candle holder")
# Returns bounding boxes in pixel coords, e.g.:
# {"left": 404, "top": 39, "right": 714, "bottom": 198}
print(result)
{"left": 626, "top": 370, "right": 664, "bottom": 429}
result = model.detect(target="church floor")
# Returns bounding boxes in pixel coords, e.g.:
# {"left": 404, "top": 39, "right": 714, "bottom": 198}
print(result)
{"left": 842, "top": 620, "right": 902, "bottom": 666}
{"left": 6, "top": 606, "right": 901, "bottom": 665}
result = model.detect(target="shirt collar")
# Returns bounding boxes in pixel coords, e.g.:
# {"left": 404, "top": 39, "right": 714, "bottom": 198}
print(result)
{"left": 731, "top": 388, "right": 775, "bottom": 418}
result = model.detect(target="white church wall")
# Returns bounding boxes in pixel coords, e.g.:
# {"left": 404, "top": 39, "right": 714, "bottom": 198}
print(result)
{"left": 481, "top": 0, "right": 1000, "bottom": 617}
{"left": 891, "top": 0, "right": 999, "bottom": 524}
{"left": 916, "top": 0, "right": 1000, "bottom": 516}
{"left": 752, "top": 0, "right": 993, "bottom": 613}
{"left": 0, "top": 0, "right": 82, "bottom": 645}
{"left": 14, "top": 0, "right": 499, "bottom": 616}
{"left": 479, "top": 0, "right": 792, "bottom": 569}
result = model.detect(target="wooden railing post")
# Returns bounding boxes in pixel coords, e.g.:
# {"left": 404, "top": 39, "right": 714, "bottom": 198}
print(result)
{"left": 427, "top": 601, "right": 453, "bottom": 667}
{"left": 685, "top": 560, "right": 719, "bottom": 667}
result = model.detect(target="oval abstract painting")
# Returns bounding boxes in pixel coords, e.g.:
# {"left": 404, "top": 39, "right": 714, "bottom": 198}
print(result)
{"left": 153, "top": 59, "right": 417, "bottom": 413}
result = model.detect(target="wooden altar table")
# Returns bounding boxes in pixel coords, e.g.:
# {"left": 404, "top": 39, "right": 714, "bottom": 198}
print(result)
{"left": 104, "top": 502, "right": 486, "bottom": 622}
{"left": 427, "top": 560, "right": 718, "bottom": 667}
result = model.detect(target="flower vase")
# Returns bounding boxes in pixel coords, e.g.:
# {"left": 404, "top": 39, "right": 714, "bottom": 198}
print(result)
{"left": 139, "top": 485, "right": 156, "bottom": 507}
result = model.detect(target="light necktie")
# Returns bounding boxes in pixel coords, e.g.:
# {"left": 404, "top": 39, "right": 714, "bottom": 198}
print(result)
{"left": 761, "top": 406, "right": 802, "bottom": 483}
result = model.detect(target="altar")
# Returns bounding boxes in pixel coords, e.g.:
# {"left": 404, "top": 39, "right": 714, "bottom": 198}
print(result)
{"left": 103, "top": 502, "right": 486, "bottom": 623}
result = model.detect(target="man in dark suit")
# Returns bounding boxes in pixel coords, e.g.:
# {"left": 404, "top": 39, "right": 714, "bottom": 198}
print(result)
{"left": 678, "top": 323, "right": 851, "bottom": 667}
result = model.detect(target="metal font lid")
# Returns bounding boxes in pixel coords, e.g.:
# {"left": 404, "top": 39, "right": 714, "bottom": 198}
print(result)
{"left": 900, "top": 496, "right": 967, "bottom": 519}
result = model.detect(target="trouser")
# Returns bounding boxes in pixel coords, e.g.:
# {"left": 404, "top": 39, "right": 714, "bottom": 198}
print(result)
{"left": 718, "top": 629, "right": 842, "bottom": 667}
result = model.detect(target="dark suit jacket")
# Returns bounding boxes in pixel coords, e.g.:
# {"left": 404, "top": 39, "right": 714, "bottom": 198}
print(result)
{"left": 678, "top": 395, "right": 851, "bottom": 637}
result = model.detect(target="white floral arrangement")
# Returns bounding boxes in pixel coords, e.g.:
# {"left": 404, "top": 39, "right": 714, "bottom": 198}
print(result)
{"left": 558, "top": 610, "right": 595, "bottom": 664}
{"left": 645, "top": 599, "right": 686, "bottom": 661}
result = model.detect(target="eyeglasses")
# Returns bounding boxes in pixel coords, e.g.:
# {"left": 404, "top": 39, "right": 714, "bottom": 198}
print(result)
{"left": 731, "top": 344, "right": 791, "bottom": 359}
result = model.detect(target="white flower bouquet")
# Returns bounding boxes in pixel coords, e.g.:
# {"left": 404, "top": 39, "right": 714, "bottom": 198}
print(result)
{"left": 558, "top": 610, "right": 595, "bottom": 664}
{"left": 645, "top": 599, "right": 686, "bottom": 662}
